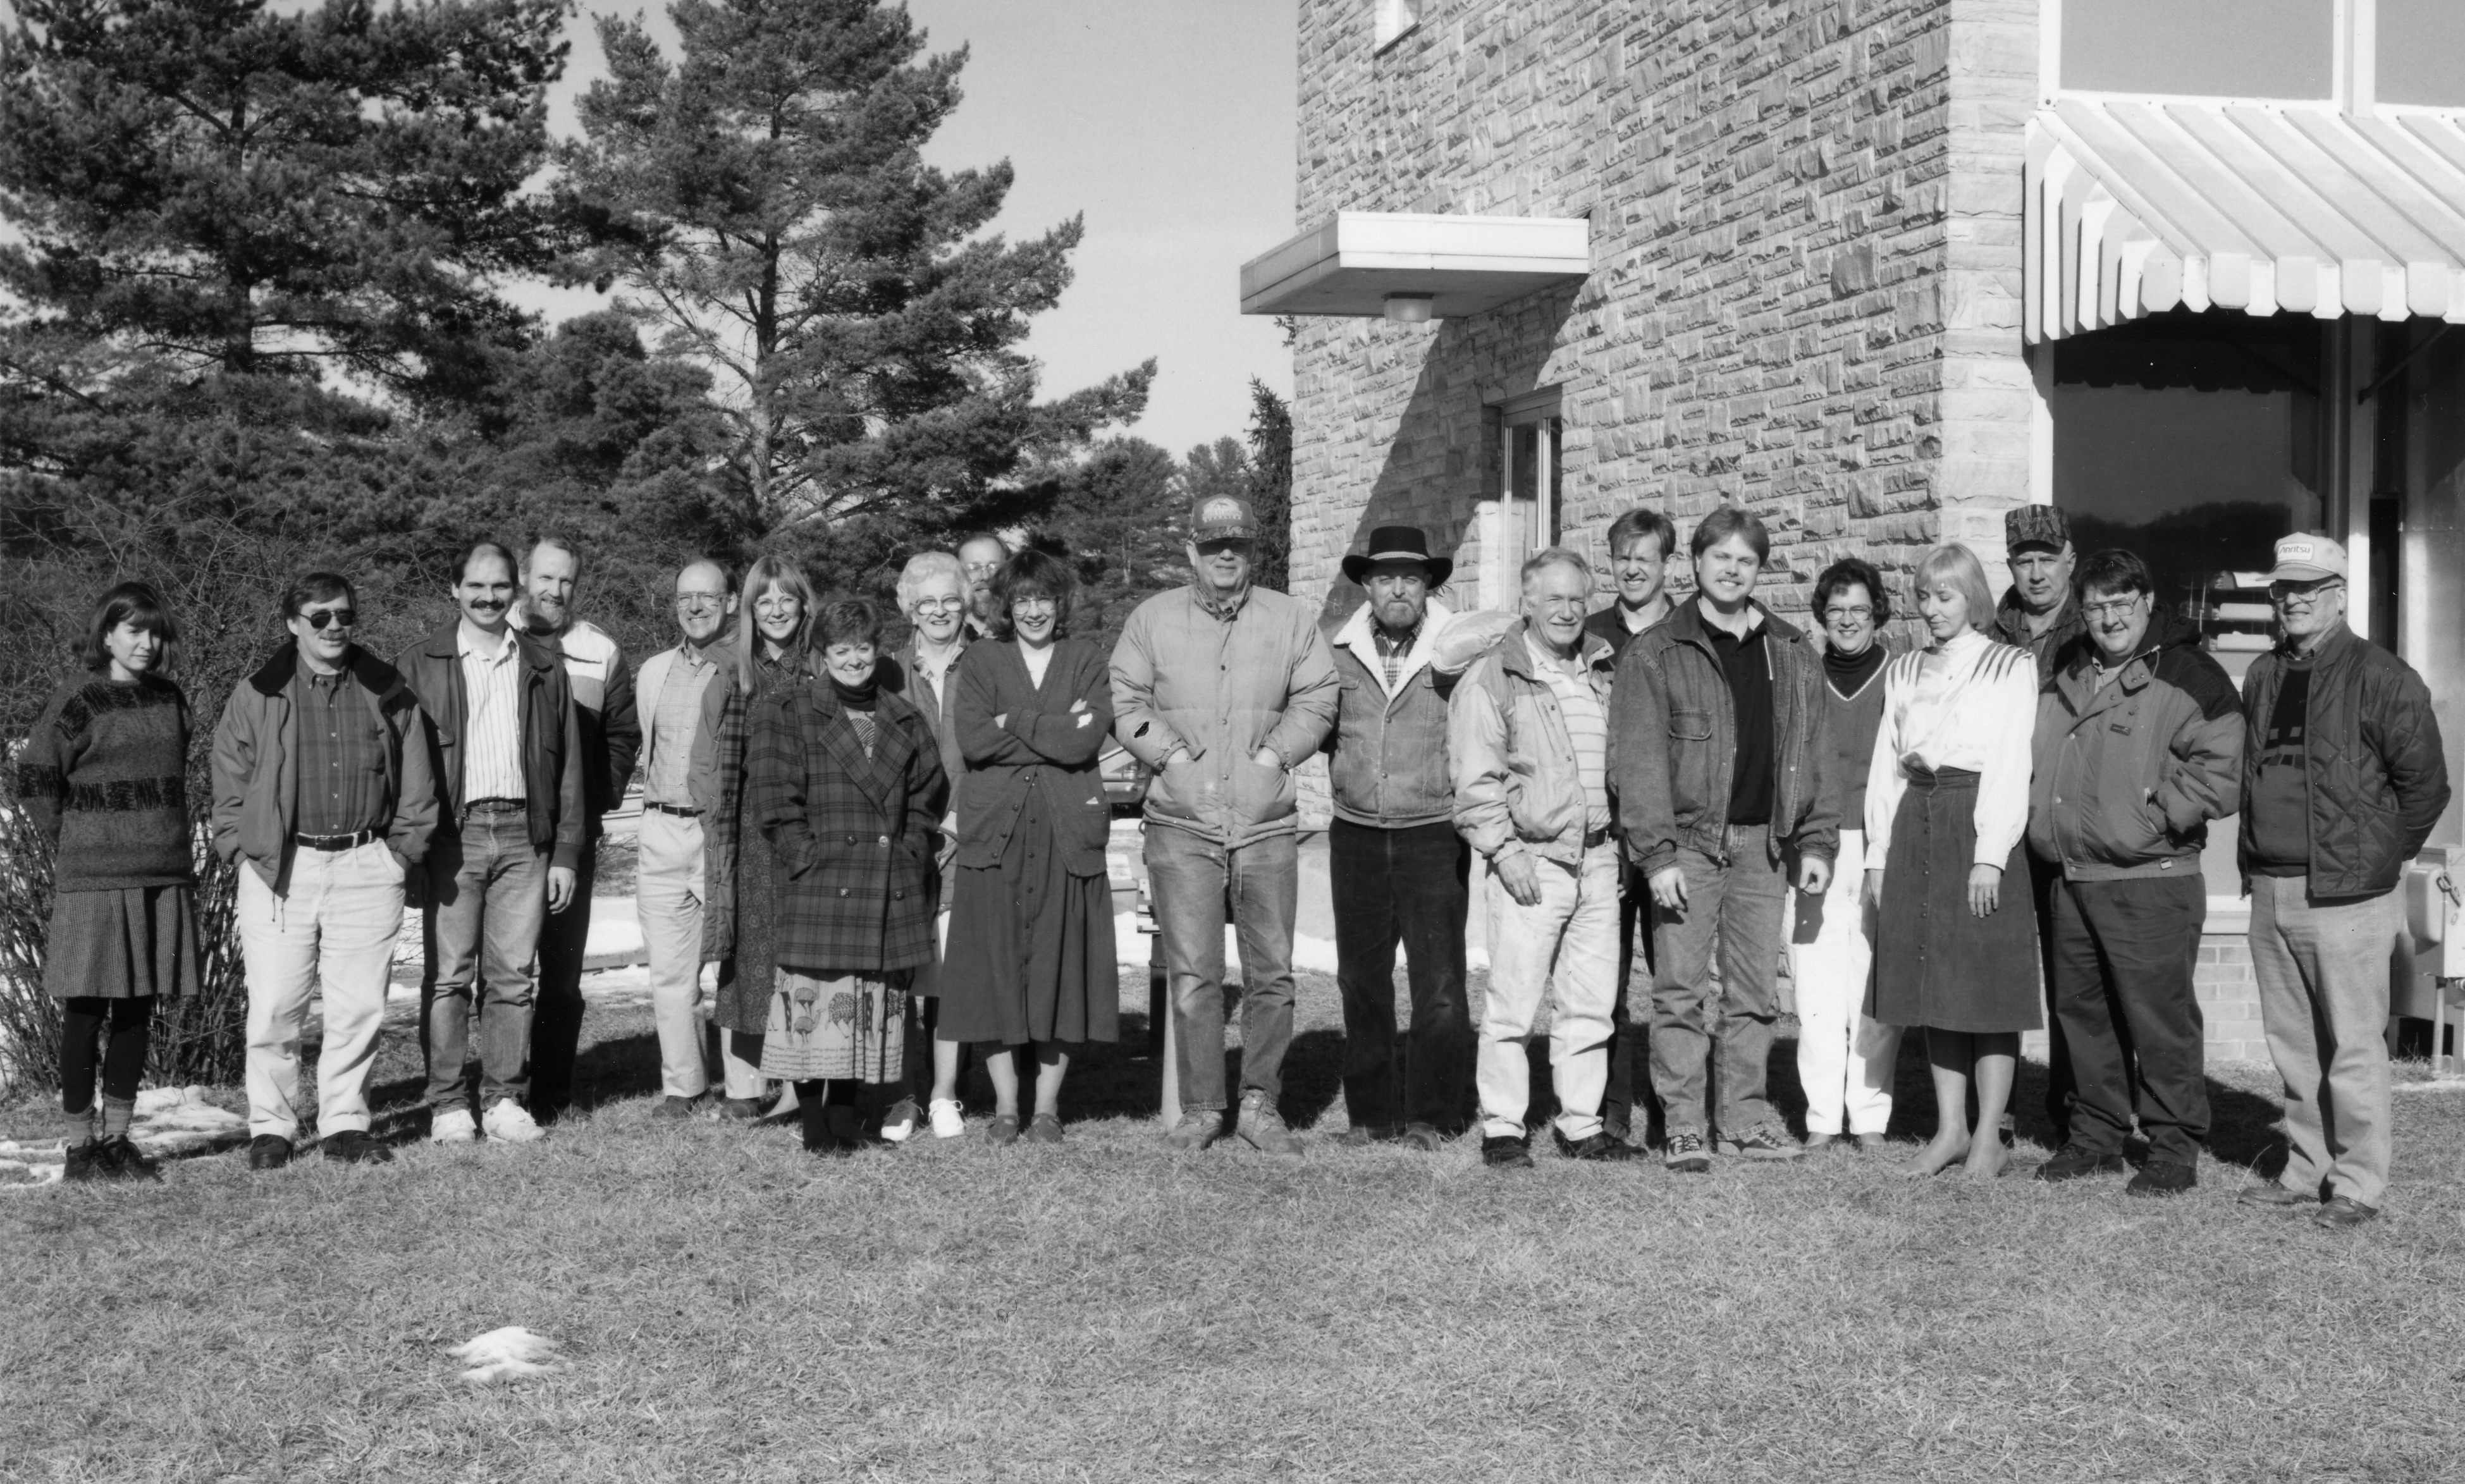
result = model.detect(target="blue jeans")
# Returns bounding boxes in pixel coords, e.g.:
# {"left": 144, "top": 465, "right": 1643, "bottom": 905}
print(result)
{"left": 1146, "top": 825, "right": 1298, "bottom": 1115}
{"left": 1648, "top": 824, "right": 1789, "bottom": 1139}
{"left": 421, "top": 807, "right": 548, "bottom": 1112}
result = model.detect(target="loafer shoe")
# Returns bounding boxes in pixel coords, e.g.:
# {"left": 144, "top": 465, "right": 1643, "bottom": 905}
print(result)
{"left": 321, "top": 1131, "right": 393, "bottom": 1166}
{"left": 2034, "top": 1144, "right": 2128, "bottom": 1183}
{"left": 1024, "top": 1113, "right": 1064, "bottom": 1146}
{"left": 247, "top": 1134, "right": 295, "bottom": 1171}
{"left": 2238, "top": 1182, "right": 2314, "bottom": 1210}
{"left": 650, "top": 1095, "right": 705, "bottom": 1121}
{"left": 879, "top": 1098, "right": 923, "bottom": 1144}
{"left": 430, "top": 1107, "right": 479, "bottom": 1145}
{"left": 1482, "top": 1135, "right": 1534, "bottom": 1169}
{"left": 1164, "top": 1112, "right": 1218, "bottom": 1151}
{"left": 718, "top": 1097, "right": 766, "bottom": 1122}
{"left": 2125, "top": 1160, "right": 2197, "bottom": 1198}
{"left": 2313, "top": 1195, "right": 2381, "bottom": 1230}
{"left": 96, "top": 1134, "right": 159, "bottom": 1180}
{"left": 1554, "top": 1129, "right": 1643, "bottom": 1162}
{"left": 983, "top": 1113, "right": 1021, "bottom": 1147}
{"left": 481, "top": 1100, "right": 545, "bottom": 1144}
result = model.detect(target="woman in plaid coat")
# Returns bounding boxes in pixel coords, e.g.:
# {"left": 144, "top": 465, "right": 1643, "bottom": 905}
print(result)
{"left": 748, "top": 596, "right": 947, "bottom": 1153}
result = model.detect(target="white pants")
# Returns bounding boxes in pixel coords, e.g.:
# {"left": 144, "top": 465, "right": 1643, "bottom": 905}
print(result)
{"left": 1477, "top": 842, "right": 1621, "bottom": 1141}
{"left": 636, "top": 809, "right": 716, "bottom": 1100}
{"left": 240, "top": 840, "right": 406, "bottom": 1139}
{"left": 1788, "top": 829, "right": 1902, "bottom": 1136}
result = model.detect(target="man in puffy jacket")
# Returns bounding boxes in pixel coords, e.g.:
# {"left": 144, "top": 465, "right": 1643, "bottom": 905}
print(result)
{"left": 2027, "top": 548, "right": 2240, "bottom": 1198}
{"left": 2236, "top": 534, "right": 2448, "bottom": 1230}
{"left": 1112, "top": 494, "right": 1338, "bottom": 1155}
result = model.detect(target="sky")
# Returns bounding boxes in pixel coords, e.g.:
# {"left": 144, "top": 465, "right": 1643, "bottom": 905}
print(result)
{"left": 538, "top": 0, "right": 1300, "bottom": 458}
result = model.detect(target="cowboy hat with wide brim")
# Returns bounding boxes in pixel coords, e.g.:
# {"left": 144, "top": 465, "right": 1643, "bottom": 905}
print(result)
{"left": 1341, "top": 525, "right": 1453, "bottom": 587}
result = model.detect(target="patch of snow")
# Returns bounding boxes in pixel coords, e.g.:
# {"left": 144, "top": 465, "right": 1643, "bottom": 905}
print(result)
{"left": 452, "top": 1326, "right": 561, "bottom": 1384}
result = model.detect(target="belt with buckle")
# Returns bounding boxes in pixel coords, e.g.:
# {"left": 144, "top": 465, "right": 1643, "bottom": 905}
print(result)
{"left": 465, "top": 797, "right": 526, "bottom": 813}
{"left": 295, "top": 828, "right": 378, "bottom": 851}
{"left": 1582, "top": 826, "right": 1610, "bottom": 850}
{"left": 645, "top": 801, "right": 703, "bottom": 818}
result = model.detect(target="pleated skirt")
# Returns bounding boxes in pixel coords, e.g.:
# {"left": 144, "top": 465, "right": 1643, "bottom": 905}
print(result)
{"left": 44, "top": 885, "right": 201, "bottom": 1002}
{"left": 1871, "top": 768, "right": 2041, "bottom": 1034}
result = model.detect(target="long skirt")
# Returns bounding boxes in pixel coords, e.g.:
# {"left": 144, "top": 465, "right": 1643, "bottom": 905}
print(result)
{"left": 44, "top": 885, "right": 201, "bottom": 1002}
{"left": 713, "top": 837, "right": 785, "bottom": 1038}
{"left": 1872, "top": 767, "right": 2041, "bottom": 1034}
{"left": 938, "top": 782, "right": 1119, "bottom": 1048}
{"left": 759, "top": 966, "right": 907, "bottom": 1082}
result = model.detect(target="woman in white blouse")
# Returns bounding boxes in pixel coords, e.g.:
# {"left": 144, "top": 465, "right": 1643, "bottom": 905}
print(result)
{"left": 1863, "top": 544, "right": 2042, "bottom": 1179}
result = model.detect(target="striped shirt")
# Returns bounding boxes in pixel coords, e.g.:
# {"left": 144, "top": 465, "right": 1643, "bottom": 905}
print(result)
{"left": 1528, "top": 632, "right": 1612, "bottom": 831}
{"left": 458, "top": 622, "right": 527, "bottom": 803}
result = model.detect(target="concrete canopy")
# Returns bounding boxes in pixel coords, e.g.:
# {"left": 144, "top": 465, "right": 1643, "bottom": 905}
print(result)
{"left": 1238, "top": 211, "right": 1590, "bottom": 318}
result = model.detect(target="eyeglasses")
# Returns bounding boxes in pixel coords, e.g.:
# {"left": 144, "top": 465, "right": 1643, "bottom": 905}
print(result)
{"left": 674, "top": 592, "right": 728, "bottom": 611}
{"left": 911, "top": 598, "right": 964, "bottom": 614}
{"left": 300, "top": 609, "right": 356, "bottom": 631}
{"left": 2081, "top": 596, "right": 2144, "bottom": 620}
{"left": 2268, "top": 580, "right": 2345, "bottom": 608}
{"left": 1012, "top": 596, "right": 1059, "bottom": 612}
{"left": 1821, "top": 605, "right": 1873, "bottom": 623}
{"left": 963, "top": 561, "right": 1003, "bottom": 576}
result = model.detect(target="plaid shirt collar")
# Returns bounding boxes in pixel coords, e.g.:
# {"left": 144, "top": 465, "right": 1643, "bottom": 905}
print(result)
{"left": 1192, "top": 582, "right": 1252, "bottom": 622}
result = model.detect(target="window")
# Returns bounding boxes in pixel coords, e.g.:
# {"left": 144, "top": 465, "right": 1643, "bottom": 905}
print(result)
{"left": 2063, "top": 0, "right": 2333, "bottom": 101}
{"left": 1500, "top": 392, "right": 1563, "bottom": 587}
{"left": 2380, "top": 0, "right": 2465, "bottom": 107}
{"left": 1373, "top": 0, "right": 1419, "bottom": 54}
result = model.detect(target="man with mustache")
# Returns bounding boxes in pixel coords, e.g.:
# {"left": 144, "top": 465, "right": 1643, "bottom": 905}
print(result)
{"left": 515, "top": 536, "right": 641, "bottom": 1122}
{"left": 395, "top": 540, "right": 586, "bottom": 1145}
{"left": 957, "top": 532, "right": 1011, "bottom": 641}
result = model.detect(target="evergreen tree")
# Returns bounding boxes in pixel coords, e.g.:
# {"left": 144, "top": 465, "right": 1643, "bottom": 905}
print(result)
{"left": 564, "top": 0, "right": 1152, "bottom": 550}
{"left": 1245, "top": 379, "right": 1293, "bottom": 593}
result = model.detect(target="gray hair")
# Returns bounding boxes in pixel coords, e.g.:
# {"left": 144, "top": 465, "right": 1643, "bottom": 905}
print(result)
{"left": 895, "top": 550, "right": 965, "bottom": 613}
{"left": 1915, "top": 543, "right": 1997, "bottom": 634}
{"left": 1519, "top": 546, "right": 1592, "bottom": 591}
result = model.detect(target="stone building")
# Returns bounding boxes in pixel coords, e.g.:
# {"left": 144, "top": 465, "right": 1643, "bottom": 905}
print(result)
{"left": 1243, "top": 0, "right": 2465, "bottom": 1063}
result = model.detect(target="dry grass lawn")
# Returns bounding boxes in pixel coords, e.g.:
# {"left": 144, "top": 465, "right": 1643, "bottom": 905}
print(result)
{"left": 4, "top": 966, "right": 2464, "bottom": 1483}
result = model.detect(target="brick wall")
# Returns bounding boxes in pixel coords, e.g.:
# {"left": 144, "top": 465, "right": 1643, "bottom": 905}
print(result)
{"left": 2196, "top": 933, "right": 2269, "bottom": 1065}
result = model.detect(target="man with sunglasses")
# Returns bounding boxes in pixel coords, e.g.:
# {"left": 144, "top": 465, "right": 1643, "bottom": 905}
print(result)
{"left": 2237, "top": 534, "right": 2447, "bottom": 1230}
{"left": 213, "top": 572, "right": 438, "bottom": 1170}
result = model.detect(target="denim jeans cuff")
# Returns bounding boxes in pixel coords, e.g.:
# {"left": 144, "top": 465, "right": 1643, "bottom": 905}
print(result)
{"left": 1181, "top": 1100, "right": 1226, "bottom": 1115}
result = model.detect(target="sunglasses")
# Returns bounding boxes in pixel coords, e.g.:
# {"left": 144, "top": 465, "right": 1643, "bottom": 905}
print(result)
{"left": 300, "top": 609, "right": 357, "bottom": 631}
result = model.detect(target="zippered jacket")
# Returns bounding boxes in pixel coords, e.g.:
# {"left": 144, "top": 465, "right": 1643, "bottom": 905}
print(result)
{"left": 2028, "top": 608, "right": 2241, "bottom": 881}
{"left": 1608, "top": 598, "right": 1838, "bottom": 876}
{"left": 1323, "top": 598, "right": 1478, "bottom": 829}
{"left": 1449, "top": 620, "right": 1618, "bottom": 866}
{"left": 393, "top": 622, "right": 587, "bottom": 871}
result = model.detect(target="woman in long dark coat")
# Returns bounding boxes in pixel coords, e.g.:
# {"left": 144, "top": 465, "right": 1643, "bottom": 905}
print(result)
{"left": 937, "top": 549, "right": 1118, "bottom": 1145}
{"left": 700, "top": 555, "right": 818, "bottom": 1119}
{"left": 21, "top": 582, "right": 200, "bottom": 1182}
{"left": 748, "top": 596, "right": 947, "bottom": 1155}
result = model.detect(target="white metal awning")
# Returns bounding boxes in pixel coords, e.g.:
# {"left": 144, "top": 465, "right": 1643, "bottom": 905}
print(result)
{"left": 1238, "top": 212, "right": 1590, "bottom": 319}
{"left": 2025, "top": 97, "right": 2465, "bottom": 341}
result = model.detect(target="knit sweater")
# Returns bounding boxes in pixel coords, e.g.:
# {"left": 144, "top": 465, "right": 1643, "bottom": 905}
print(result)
{"left": 16, "top": 674, "right": 195, "bottom": 890}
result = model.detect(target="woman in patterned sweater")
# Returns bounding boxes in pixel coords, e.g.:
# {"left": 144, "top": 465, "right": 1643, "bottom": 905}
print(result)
{"left": 16, "top": 582, "right": 202, "bottom": 1182}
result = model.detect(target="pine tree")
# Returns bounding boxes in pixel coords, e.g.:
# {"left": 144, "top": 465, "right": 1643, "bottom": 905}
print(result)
{"left": 1245, "top": 379, "right": 1293, "bottom": 593}
{"left": 564, "top": 0, "right": 1152, "bottom": 551}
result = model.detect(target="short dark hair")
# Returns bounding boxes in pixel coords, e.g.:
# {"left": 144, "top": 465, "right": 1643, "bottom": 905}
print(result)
{"left": 816, "top": 596, "right": 883, "bottom": 651}
{"left": 2075, "top": 547, "right": 2153, "bottom": 600}
{"left": 281, "top": 571, "right": 357, "bottom": 622}
{"left": 991, "top": 548, "right": 1078, "bottom": 639}
{"left": 1812, "top": 558, "right": 1889, "bottom": 625}
{"left": 82, "top": 581, "right": 179, "bottom": 675}
{"left": 1606, "top": 507, "right": 1678, "bottom": 563}
{"left": 1689, "top": 506, "right": 1771, "bottom": 563}
{"left": 454, "top": 540, "right": 519, "bottom": 584}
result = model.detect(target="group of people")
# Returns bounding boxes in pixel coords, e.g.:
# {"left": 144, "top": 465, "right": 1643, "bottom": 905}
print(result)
{"left": 19, "top": 494, "right": 2447, "bottom": 1229}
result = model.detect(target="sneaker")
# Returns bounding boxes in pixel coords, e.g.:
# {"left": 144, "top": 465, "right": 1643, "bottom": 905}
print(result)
{"left": 2125, "top": 1160, "right": 2196, "bottom": 1198}
{"left": 1024, "top": 1112, "right": 1064, "bottom": 1146}
{"left": 63, "top": 1137, "right": 108, "bottom": 1182}
{"left": 2239, "top": 1182, "right": 2314, "bottom": 1210}
{"left": 983, "top": 1113, "right": 1021, "bottom": 1147}
{"left": 2313, "top": 1195, "right": 2380, "bottom": 1230}
{"left": 1482, "top": 1134, "right": 1534, "bottom": 1168}
{"left": 430, "top": 1107, "right": 479, "bottom": 1144}
{"left": 1235, "top": 1090, "right": 1303, "bottom": 1157}
{"left": 1664, "top": 1128, "right": 1711, "bottom": 1173}
{"left": 1164, "top": 1110, "right": 1219, "bottom": 1151}
{"left": 321, "top": 1131, "right": 393, "bottom": 1166}
{"left": 2034, "top": 1144, "right": 2128, "bottom": 1183}
{"left": 1554, "top": 1128, "right": 1643, "bottom": 1162}
{"left": 1717, "top": 1127, "right": 1804, "bottom": 1162}
{"left": 95, "top": 1134, "right": 159, "bottom": 1180}
{"left": 247, "top": 1134, "right": 295, "bottom": 1171}
{"left": 929, "top": 1098, "right": 966, "bottom": 1139}
{"left": 481, "top": 1101, "right": 544, "bottom": 1144}
{"left": 880, "top": 1098, "right": 923, "bottom": 1144}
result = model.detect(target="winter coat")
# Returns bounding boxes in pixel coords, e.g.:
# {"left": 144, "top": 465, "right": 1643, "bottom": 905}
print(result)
{"left": 2237, "top": 623, "right": 2450, "bottom": 898}
{"left": 1322, "top": 598, "right": 1472, "bottom": 830}
{"left": 537, "top": 618, "right": 639, "bottom": 835}
{"left": 1109, "top": 583, "right": 1338, "bottom": 847}
{"left": 391, "top": 622, "right": 586, "bottom": 871}
{"left": 1609, "top": 598, "right": 1839, "bottom": 876}
{"left": 1449, "top": 620, "right": 1619, "bottom": 866}
{"left": 1993, "top": 587, "right": 2087, "bottom": 685}
{"left": 210, "top": 644, "right": 438, "bottom": 892}
{"left": 749, "top": 678, "right": 947, "bottom": 972}
{"left": 2027, "top": 608, "right": 2241, "bottom": 881}
{"left": 952, "top": 637, "right": 1113, "bottom": 876}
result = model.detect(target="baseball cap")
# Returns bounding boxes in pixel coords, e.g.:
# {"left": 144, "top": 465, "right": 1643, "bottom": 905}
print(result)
{"left": 1190, "top": 494, "right": 1259, "bottom": 543}
{"left": 2005, "top": 505, "right": 2071, "bottom": 556}
{"left": 2266, "top": 533, "right": 2347, "bottom": 584}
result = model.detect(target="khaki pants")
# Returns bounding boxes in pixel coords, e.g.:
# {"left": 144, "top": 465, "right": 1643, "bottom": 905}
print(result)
{"left": 241, "top": 840, "right": 406, "bottom": 1140}
{"left": 1477, "top": 841, "right": 1621, "bottom": 1142}
{"left": 2249, "top": 875, "right": 2402, "bottom": 1208}
{"left": 636, "top": 809, "right": 714, "bottom": 1100}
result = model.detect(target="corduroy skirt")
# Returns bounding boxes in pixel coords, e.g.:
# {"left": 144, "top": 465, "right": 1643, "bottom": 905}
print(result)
{"left": 1871, "top": 768, "right": 2041, "bottom": 1034}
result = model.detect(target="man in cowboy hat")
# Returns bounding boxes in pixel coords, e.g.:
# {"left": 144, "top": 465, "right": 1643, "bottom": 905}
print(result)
{"left": 1320, "top": 525, "right": 1482, "bottom": 1148}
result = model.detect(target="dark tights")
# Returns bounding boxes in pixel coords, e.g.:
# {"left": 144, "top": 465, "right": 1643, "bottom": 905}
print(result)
{"left": 61, "top": 996, "right": 153, "bottom": 1114}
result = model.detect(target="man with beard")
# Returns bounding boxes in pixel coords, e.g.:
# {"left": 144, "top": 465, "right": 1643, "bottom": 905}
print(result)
{"left": 515, "top": 537, "right": 640, "bottom": 1122}
{"left": 395, "top": 541, "right": 584, "bottom": 1145}
{"left": 957, "top": 532, "right": 1011, "bottom": 640}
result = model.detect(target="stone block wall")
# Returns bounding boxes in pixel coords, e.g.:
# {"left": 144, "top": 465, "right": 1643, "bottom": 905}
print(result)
{"left": 1285, "top": 0, "right": 2045, "bottom": 623}
{"left": 2197, "top": 933, "right": 2269, "bottom": 1065}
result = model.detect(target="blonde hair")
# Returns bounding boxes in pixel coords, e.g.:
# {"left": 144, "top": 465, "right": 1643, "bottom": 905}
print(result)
{"left": 736, "top": 555, "right": 817, "bottom": 692}
{"left": 1914, "top": 544, "right": 1996, "bottom": 635}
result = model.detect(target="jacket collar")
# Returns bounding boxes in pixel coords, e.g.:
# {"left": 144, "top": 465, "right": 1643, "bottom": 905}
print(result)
{"left": 1497, "top": 616, "right": 1615, "bottom": 682}
{"left": 2275, "top": 620, "right": 2358, "bottom": 673}
{"left": 249, "top": 641, "right": 404, "bottom": 703}
{"left": 424, "top": 618, "right": 558, "bottom": 675}
{"left": 2055, "top": 604, "right": 2198, "bottom": 712}
{"left": 805, "top": 682, "right": 919, "bottom": 813}
{"left": 1333, "top": 596, "right": 1456, "bottom": 700}
{"left": 1662, "top": 594, "right": 1797, "bottom": 656}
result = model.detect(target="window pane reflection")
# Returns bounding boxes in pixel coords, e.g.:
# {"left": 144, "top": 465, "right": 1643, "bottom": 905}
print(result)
{"left": 2063, "top": 0, "right": 2333, "bottom": 100}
